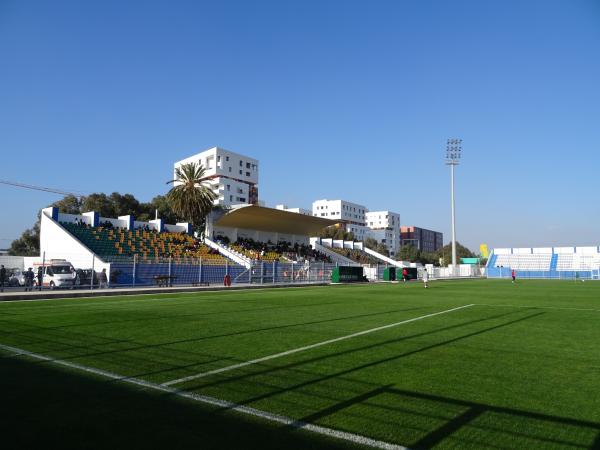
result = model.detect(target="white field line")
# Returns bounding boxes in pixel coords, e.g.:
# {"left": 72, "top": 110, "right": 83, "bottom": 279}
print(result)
{"left": 163, "top": 304, "right": 475, "bottom": 387}
{"left": 475, "top": 303, "right": 600, "bottom": 313}
{"left": 0, "top": 343, "right": 408, "bottom": 450}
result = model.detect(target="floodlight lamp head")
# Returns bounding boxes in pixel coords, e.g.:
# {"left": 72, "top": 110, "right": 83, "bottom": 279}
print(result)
{"left": 445, "top": 138, "right": 462, "bottom": 164}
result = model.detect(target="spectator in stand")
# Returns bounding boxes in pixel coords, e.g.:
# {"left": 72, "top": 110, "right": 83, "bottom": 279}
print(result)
{"left": 0, "top": 265, "right": 5, "bottom": 292}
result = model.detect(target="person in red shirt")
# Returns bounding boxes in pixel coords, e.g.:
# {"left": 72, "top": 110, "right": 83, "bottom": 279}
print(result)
{"left": 402, "top": 268, "right": 408, "bottom": 283}
{"left": 511, "top": 269, "right": 516, "bottom": 284}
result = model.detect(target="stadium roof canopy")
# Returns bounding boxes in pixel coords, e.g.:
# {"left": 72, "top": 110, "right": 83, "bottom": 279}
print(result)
{"left": 214, "top": 205, "right": 338, "bottom": 236}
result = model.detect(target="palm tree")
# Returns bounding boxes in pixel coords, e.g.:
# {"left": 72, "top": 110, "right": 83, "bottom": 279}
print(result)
{"left": 166, "top": 162, "right": 217, "bottom": 232}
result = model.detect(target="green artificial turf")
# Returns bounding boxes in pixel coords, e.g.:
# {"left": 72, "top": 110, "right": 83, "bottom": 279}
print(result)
{"left": 1, "top": 280, "right": 600, "bottom": 449}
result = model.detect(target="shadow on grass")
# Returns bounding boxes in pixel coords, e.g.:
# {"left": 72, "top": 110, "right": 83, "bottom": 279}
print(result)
{"left": 190, "top": 308, "right": 535, "bottom": 392}
{"left": 0, "top": 356, "right": 355, "bottom": 450}
{"left": 294, "top": 384, "right": 600, "bottom": 449}
{"left": 0, "top": 305, "right": 429, "bottom": 381}
{"left": 215, "top": 311, "right": 544, "bottom": 404}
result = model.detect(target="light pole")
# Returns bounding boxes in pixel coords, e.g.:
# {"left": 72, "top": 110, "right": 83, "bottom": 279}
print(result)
{"left": 446, "top": 138, "right": 462, "bottom": 275}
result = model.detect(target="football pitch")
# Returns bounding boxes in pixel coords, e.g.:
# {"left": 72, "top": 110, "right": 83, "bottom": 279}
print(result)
{"left": 1, "top": 280, "right": 600, "bottom": 449}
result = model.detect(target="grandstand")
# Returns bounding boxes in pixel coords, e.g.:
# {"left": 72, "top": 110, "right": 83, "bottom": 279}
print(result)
{"left": 29, "top": 205, "right": 348, "bottom": 286}
{"left": 216, "top": 237, "right": 332, "bottom": 264}
{"left": 61, "top": 222, "right": 227, "bottom": 264}
{"left": 33, "top": 206, "right": 246, "bottom": 286}
{"left": 487, "top": 246, "right": 600, "bottom": 279}
{"left": 328, "top": 247, "right": 381, "bottom": 265}
{"left": 27, "top": 204, "right": 431, "bottom": 287}
{"left": 310, "top": 237, "right": 413, "bottom": 268}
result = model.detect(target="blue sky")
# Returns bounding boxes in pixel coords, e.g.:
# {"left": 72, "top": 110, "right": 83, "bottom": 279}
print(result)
{"left": 1, "top": 0, "right": 599, "bottom": 251}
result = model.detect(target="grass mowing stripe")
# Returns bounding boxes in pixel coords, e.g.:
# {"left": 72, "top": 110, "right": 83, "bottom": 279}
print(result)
{"left": 475, "top": 304, "right": 600, "bottom": 312}
{"left": 0, "top": 284, "right": 336, "bottom": 305}
{"left": 162, "top": 304, "right": 475, "bottom": 387}
{"left": 0, "top": 343, "right": 409, "bottom": 450}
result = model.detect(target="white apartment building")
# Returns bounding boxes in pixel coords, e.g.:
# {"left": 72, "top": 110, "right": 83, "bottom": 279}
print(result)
{"left": 275, "top": 204, "right": 312, "bottom": 216}
{"left": 365, "top": 211, "right": 401, "bottom": 256}
{"left": 312, "top": 199, "right": 369, "bottom": 241}
{"left": 174, "top": 147, "right": 259, "bottom": 207}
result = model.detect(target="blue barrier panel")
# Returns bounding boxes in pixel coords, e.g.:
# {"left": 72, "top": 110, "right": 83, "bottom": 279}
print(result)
{"left": 110, "top": 262, "right": 246, "bottom": 287}
{"left": 486, "top": 268, "right": 594, "bottom": 280}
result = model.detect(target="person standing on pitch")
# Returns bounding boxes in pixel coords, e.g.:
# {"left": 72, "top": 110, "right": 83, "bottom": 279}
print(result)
{"left": 0, "top": 265, "right": 6, "bottom": 292}
{"left": 511, "top": 269, "right": 516, "bottom": 284}
{"left": 422, "top": 268, "right": 429, "bottom": 288}
{"left": 402, "top": 267, "right": 408, "bottom": 283}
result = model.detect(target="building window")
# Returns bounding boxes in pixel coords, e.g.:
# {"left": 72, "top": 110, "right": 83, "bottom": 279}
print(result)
{"left": 246, "top": 171, "right": 250, "bottom": 176}
{"left": 239, "top": 161, "right": 243, "bottom": 166}
{"left": 239, "top": 170, "right": 242, "bottom": 175}
{"left": 228, "top": 167, "right": 232, "bottom": 173}
{"left": 246, "top": 162, "right": 250, "bottom": 168}
{"left": 229, "top": 195, "right": 233, "bottom": 201}
{"left": 226, "top": 184, "right": 230, "bottom": 191}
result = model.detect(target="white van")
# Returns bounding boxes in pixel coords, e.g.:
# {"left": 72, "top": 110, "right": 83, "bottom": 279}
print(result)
{"left": 31, "top": 259, "right": 75, "bottom": 289}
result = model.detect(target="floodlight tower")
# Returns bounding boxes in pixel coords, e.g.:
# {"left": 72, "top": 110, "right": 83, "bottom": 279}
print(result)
{"left": 446, "top": 138, "right": 462, "bottom": 275}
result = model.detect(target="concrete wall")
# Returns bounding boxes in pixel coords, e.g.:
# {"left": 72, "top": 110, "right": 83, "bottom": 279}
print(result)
{"left": 40, "top": 209, "right": 111, "bottom": 275}
{"left": 0, "top": 255, "right": 24, "bottom": 270}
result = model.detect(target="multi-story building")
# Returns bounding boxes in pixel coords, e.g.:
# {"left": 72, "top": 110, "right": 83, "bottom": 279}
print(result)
{"left": 400, "top": 226, "right": 444, "bottom": 253}
{"left": 312, "top": 199, "right": 369, "bottom": 241}
{"left": 174, "top": 147, "right": 259, "bottom": 207}
{"left": 275, "top": 204, "right": 312, "bottom": 216}
{"left": 365, "top": 211, "right": 401, "bottom": 256}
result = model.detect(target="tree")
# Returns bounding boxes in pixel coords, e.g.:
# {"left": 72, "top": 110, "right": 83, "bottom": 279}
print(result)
{"left": 8, "top": 223, "right": 40, "bottom": 256}
{"left": 53, "top": 195, "right": 82, "bottom": 214}
{"left": 81, "top": 193, "right": 115, "bottom": 217}
{"left": 8, "top": 195, "right": 82, "bottom": 256}
{"left": 318, "top": 225, "right": 354, "bottom": 241}
{"left": 109, "top": 192, "right": 141, "bottom": 217}
{"left": 375, "top": 242, "right": 389, "bottom": 256}
{"left": 364, "top": 238, "right": 379, "bottom": 250}
{"left": 166, "top": 162, "right": 217, "bottom": 232}
{"left": 397, "top": 244, "right": 420, "bottom": 262}
{"left": 418, "top": 251, "right": 438, "bottom": 265}
{"left": 8, "top": 192, "right": 180, "bottom": 256}
{"left": 138, "top": 195, "right": 180, "bottom": 224}
{"left": 364, "top": 237, "right": 389, "bottom": 256}
{"left": 436, "top": 241, "right": 475, "bottom": 265}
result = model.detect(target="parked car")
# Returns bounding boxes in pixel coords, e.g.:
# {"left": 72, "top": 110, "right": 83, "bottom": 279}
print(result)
{"left": 8, "top": 269, "right": 25, "bottom": 287}
{"left": 32, "top": 260, "right": 75, "bottom": 289}
{"left": 74, "top": 269, "right": 98, "bottom": 287}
